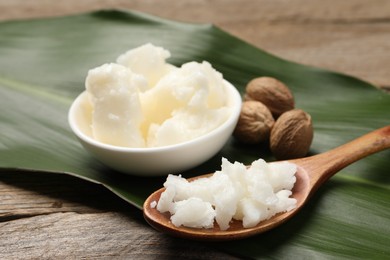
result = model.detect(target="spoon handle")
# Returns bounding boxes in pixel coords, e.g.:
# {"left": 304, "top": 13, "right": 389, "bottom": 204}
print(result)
{"left": 293, "top": 125, "right": 390, "bottom": 193}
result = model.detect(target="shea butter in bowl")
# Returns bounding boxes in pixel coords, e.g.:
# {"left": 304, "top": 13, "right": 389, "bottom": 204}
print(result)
{"left": 68, "top": 44, "right": 242, "bottom": 176}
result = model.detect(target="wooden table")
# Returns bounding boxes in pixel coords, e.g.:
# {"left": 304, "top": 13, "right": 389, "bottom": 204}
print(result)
{"left": 0, "top": 1, "right": 389, "bottom": 258}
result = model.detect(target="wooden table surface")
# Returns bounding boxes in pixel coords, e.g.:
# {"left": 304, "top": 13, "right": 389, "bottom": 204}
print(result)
{"left": 0, "top": 1, "right": 389, "bottom": 259}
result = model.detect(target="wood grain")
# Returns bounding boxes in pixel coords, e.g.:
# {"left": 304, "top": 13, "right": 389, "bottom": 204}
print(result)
{"left": 0, "top": 0, "right": 389, "bottom": 258}
{"left": 0, "top": 172, "right": 238, "bottom": 259}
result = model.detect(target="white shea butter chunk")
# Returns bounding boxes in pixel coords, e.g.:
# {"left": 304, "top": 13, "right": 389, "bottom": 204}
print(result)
{"left": 171, "top": 198, "right": 216, "bottom": 229}
{"left": 156, "top": 158, "right": 297, "bottom": 230}
{"left": 142, "top": 61, "right": 230, "bottom": 147}
{"left": 86, "top": 63, "right": 146, "bottom": 147}
{"left": 116, "top": 43, "right": 175, "bottom": 90}
{"left": 85, "top": 43, "right": 231, "bottom": 148}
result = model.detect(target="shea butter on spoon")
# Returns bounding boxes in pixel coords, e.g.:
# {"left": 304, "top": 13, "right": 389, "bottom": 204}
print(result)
{"left": 152, "top": 158, "right": 297, "bottom": 231}
{"left": 144, "top": 126, "right": 390, "bottom": 240}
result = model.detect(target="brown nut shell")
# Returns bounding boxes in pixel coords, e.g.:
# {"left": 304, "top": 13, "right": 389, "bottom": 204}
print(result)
{"left": 270, "top": 109, "right": 313, "bottom": 160}
{"left": 233, "top": 101, "right": 275, "bottom": 144}
{"left": 245, "top": 77, "right": 294, "bottom": 118}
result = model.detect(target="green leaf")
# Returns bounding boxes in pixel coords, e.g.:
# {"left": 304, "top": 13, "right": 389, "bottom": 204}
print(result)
{"left": 0, "top": 10, "right": 389, "bottom": 259}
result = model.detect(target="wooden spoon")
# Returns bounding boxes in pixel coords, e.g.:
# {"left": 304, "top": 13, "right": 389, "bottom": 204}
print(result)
{"left": 143, "top": 126, "right": 390, "bottom": 241}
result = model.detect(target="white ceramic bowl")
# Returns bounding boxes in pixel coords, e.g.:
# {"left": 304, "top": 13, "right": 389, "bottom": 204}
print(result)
{"left": 68, "top": 80, "right": 242, "bottom": 176}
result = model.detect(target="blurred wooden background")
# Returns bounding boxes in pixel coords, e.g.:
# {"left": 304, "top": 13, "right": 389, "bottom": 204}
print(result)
{"left": 1, "top": 0, "right": 389, "bottom": 88}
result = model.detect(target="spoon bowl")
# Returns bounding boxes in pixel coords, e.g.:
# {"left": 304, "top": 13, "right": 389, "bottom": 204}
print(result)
{"left": 143, "top": 126, "right": 390, "bottom": 241}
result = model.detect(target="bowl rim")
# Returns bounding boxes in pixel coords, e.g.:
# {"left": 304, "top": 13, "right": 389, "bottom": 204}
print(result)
{"left": 68, "top": 80, "right": 242, "bottom": 153}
